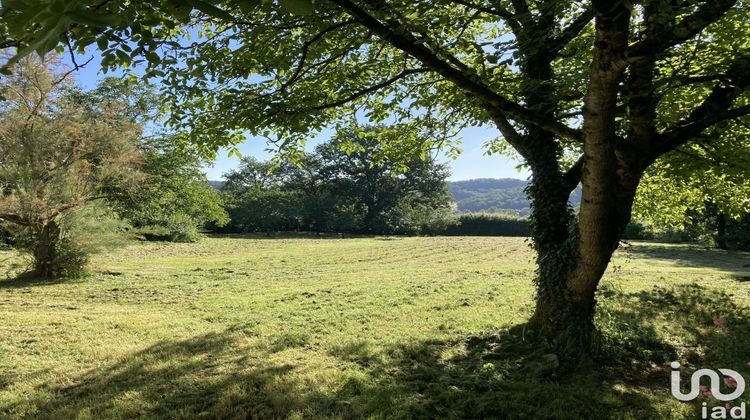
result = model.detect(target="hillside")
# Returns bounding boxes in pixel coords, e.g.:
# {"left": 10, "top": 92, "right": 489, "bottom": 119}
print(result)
{"left": 448, "top": 178, "right": 581, "bottom": 215}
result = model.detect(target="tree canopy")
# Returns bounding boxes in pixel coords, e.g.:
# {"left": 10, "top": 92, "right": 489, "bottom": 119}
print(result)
{"left": 221, "top": 126, "right": 452, "bottom": 234}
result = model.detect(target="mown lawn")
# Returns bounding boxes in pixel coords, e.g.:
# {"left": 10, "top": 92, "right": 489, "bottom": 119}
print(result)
{"left": 0, "top": 235, "right": 748, "bottom": 419}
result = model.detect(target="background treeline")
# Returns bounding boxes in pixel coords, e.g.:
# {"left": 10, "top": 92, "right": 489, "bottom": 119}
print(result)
{"left": 445, "top": 178, "right": 750, "bottom": 249}
{"left": 214, "top": 129, "right": 532, "bottom": 237}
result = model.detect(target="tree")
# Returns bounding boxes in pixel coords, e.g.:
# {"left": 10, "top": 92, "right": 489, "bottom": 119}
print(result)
{"left": 0, "top": 56, "right": 141, "bottom": 277}
{"left": 633, "top": 121, "right": 750, "bottom": 247}
{"left": 221, "top": 127, "right": 451, "bottom": 234}
{"left": 6, "top": 0, "right": 748, "bottom": 352}
{"left": 316, "top": 126, "right": 451, "bottom": 234}
{"left": 221, "top": 156, "right": 312, "bottom": 233}
{"left": 116, "top": 137, "right": 230, "bottom": 242}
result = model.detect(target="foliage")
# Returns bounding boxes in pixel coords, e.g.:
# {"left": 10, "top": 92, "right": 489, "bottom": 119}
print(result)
{"left": 316, "top": 126, "right": 453, "bottom": 234}
{"left": 0, "top": 56, "right": 142, "bottom": 277}
{"left": 634, "top": 132, "right": 750, "bottom": 233}
{"left": 116, "top": 137, "right": 229, "bottom": 242}
{"left": 5, "top": 0, "right": 750, "bottom": 350}
{"left": 221, "top": 126, "right": 452, "bottom": 235}
{"left": 632, "top": 124, "right": 750, "bottom": 249}
{"left": 225, "top": 189, "right": 307, "bottom": 234}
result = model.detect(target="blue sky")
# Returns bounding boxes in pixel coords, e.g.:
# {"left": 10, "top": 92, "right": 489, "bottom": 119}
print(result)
{"left": 65, "top": 51, "right": 529, "bottom": 182}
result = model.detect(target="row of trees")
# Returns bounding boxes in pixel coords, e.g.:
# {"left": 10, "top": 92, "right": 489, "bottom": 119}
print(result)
{"left": 2, "top": 56, "right": 746, "bottom": 280}
{"left": 220, "top": 128, "right": 453, "bottom": 235}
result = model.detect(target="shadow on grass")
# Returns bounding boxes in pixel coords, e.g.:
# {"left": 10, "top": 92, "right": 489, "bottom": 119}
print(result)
{"left": 0, "top": 272, "right": 78, "bottom": 290}
{"left": 5, "top": 284, "right": 748, "bottom": 418}
{"left": 623, "top": 242, "right": 750, "bottom": 275}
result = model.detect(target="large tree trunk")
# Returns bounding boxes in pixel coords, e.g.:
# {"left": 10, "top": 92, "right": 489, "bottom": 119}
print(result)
{"left": 33, "top": 220, "right": 61, "bottom": 278}
{"left": 527, "top": 3, "right": 636, "bottom": 353}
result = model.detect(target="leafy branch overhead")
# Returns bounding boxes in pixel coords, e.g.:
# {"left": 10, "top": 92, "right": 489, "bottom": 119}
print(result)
{"left": 2, "top": 1, "right": 746, "bottom": 160}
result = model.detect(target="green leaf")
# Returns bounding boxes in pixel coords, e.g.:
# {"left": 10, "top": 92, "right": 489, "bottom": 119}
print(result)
{"left": 96, "top": 36, "right": 109, "bottom": 50}
{"left": 191, "top": 0, "right": 234, "bottom": 21}
{"left": 29, "top": 17, "right": 70, "bottom": 57}
{"left": 115, "top": 49, "right": 130, "bottom": 62}
{"left": 146, "top": 51, "right": 161, "bottom": 64}
{"left": 164, "top": 0, "right": 194, "bottom": 21}
{"left": 231, "top": 0, "right": 262, "bottom": 14}
{"left": 65, "top": 10, "right": 122, "bottom": 27}
{"left": 280, "top": 0, "right": 315, "bottom": 15}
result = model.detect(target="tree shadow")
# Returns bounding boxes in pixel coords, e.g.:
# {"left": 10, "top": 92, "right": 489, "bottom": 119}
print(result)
{"left": 0, "top": 272, "right": 78, "bottom": 290}
{"left": 621, "top": 242, "right": 750, "bottom": 276}
{"left": 4, "top": 283, "right": 747, "bottom": 418}
{"left": 598, "top": 282, "right": 750, "bottom": 370}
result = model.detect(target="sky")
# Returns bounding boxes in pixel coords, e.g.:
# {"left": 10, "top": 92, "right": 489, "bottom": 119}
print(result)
{"left": 64, "top": 51, "right": 530, "bottom": 182}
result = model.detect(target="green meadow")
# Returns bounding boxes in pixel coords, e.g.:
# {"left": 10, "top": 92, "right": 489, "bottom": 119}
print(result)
{"left": 1, "top": 236, "right": 748, "bottom": 419}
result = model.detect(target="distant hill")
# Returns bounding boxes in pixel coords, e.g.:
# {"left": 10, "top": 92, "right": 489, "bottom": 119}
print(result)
{"left": 209, "top": 180, "right": 224, "bottom": 190}
{"left": 448, "top": 178, "right": 581, "bottom": 216}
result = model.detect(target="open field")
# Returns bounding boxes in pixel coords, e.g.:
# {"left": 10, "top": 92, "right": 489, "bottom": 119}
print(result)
{"left": 0, "top": 235, "right": 749, "bottom": 419}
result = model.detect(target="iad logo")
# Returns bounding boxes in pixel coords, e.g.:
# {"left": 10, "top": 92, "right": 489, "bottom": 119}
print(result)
{"left": 671, "top": 361, "right": 747, "bottom": 419}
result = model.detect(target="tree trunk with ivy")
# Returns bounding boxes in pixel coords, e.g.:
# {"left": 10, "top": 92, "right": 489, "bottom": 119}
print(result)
{"left": 524, "top": 1, "right": 653, "bottom": 351}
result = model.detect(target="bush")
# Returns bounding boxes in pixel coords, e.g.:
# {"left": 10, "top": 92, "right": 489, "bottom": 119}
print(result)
{"left": 321, "top": 202, "right": 364, "bottom": 233}
{"left": 0, "top": 227, "right": 12, "bottom": 249}
{"left": 136, "top": 214, "right": 202, "bottom": 243}
{"left": 224, "top": 189, "right": 306, "bottom": 233}
{"left": 621, "top": 222, "right": 652, "bottom": 240}
{"left": 443, "top": 212, "right": 530, "bottom": 236}
{"left": 5, "top": 203, "right": 131, "bottom": 277}
{"left": 724, "top": 214, "right": 750, "bottom": 251}
{"left": 52, "top": 238, "right": 91, "bottom": 278}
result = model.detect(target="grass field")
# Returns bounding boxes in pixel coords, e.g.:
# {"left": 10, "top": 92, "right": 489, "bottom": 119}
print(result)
{"left": 0, "top": 235, "right": 748, "bottom": 419}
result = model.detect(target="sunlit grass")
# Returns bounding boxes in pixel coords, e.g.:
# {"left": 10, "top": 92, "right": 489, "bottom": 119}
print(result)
{"left": 0, "top": 236, "right": 748, "bottom": 418}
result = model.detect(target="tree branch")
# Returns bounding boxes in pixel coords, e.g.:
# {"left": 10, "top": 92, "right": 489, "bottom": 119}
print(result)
{"left": 628, "top": 0, "right": 737, "bottom": 59}
{"left": 447, "top": 0, "right": 515, "bottom": 20}
{"left": 447, "top": 0, "right": 521, "bottom": 32}
{"left": 311, "top": 68, "right": 427, "bottom": 111}
{"left": 327, "top": 0, "right": 583, "bottom": 143}
{"left": 648, "top": 57, "right": 750, "bottom": 163}
{"left": 562, "top": 155, "right": 584, "bottom": 193}
{"left": 0, "top": 213, "right": 29, "bottom": 226}
{"left": 548, "top": 7, "right": 593, "bottom": 55}
{"left": 487, "top": 113, "right": 530, "bottom": 159}
{"left": 278, "top": 20, "right": 355, "bottom": 93}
